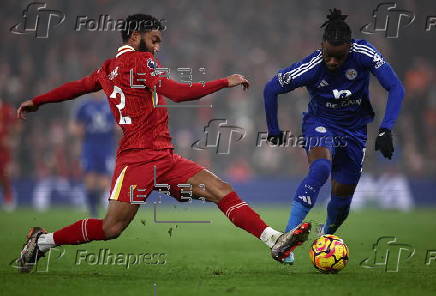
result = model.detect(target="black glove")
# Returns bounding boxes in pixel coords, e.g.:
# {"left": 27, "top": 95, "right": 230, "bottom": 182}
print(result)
{"left": 375, "top": 128, "right": 394, "bottom": 159}
{"left": 267, "top": 131, "right": 284, "bottom": 146}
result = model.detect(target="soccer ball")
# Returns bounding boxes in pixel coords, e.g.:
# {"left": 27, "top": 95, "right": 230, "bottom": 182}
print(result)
{"left": 309, "top": 234, "right": 349, "bottom": 273}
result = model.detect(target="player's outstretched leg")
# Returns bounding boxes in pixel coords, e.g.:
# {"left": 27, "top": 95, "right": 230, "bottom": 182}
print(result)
{"left": 187, "top": 169, "right": 311, "bottom": 263}
{"left": 323, "top": 180, "right": 356, "bottom": 234}
{"left": 15, "top": 200, "right": 138, "bottom": 272}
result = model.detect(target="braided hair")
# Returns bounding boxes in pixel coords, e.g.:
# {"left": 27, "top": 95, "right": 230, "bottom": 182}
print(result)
{"left": 321, "top": 9, "right": 352, "bottom": 45}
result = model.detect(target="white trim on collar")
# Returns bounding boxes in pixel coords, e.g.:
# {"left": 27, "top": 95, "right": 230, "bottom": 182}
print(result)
{"left": 116, "top": 45, "right": 135, "bottom": 58}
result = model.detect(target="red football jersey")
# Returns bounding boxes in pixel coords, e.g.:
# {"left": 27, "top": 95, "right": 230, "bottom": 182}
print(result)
{"left": 32, "top": 45, "right": 228, "bottom": 155}
{"left": 93, "top": 45, "right": 173, "bottom": 152}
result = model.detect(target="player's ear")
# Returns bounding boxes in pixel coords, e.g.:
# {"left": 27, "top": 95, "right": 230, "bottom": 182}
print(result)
{"left": 129, "top": 31, "right": 140, "bottom": 44}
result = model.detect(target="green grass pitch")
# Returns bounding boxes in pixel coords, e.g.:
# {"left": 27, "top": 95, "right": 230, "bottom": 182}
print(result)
{"left": 1, "top": 205, "right": 436, "bottom": 296}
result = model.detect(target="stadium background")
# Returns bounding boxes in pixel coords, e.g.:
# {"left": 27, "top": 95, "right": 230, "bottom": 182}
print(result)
{"left": 1, "top": 0, "right": 436, "bottom": 209}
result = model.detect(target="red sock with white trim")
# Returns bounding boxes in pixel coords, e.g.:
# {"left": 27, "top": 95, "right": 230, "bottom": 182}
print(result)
{"left": 37, "top": 219, "right": 106, "bottom": 252}
{"left": 217, "top": 192, "right": 270, "bottom": 238}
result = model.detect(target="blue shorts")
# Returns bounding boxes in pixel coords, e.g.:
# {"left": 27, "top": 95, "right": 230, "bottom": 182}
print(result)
{"left": 81, "top": 149, "right": 114, "bottom": 175}
{"left": 302, "top": 114, "right": 367, "bottom": 185}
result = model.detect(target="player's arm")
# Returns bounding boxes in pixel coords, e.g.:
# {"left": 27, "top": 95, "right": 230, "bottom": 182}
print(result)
{"left": 136, "top": 53, "right": 248, "bottom": 102}
{"left": 17, "top": 70, "right": 102, "bottom": 119}
{"left": 264, "top": 51, "right": 320, "bottom": 145}
{"left": 156, "top": 74, "right": 248, "bottom": 102}
{"left": 362, "top": 42, "right": 405, "bottom": 159}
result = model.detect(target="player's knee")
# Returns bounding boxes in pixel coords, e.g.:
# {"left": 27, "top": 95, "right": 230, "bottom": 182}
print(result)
{"left": 102, "top": 222, "right": 126, "bottom": 240}
{"left": 332, "top": 184, "right": 356, "bottom": 197}
{"left": 210, "top": 181, "right": 233, "bottom": 203}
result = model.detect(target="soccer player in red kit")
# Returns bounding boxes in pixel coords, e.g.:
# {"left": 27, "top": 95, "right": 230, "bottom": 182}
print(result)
{"left": 15, "top": 14, "right": 310, "bottom": 272}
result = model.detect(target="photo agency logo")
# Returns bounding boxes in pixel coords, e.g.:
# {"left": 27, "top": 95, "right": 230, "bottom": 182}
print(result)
{"left": 362, "top": 2, "right": 436, "bottom": 38}
{"left": 10, "top": 2, "right": 167, "bottom": 38}
{"left": 75, "top": 15, "right": 167, "bottom": 32}
{"left": 360, "top": 236, "right": 415, "bottom": 272}
{"left": 75, "top": 249, "right": 167, "bottom": 269}
{"left": 361, "top": 237, "right": 436, "bottom": 272}
{"left": 192, "top": 119, "right": 246, "bottom": 155}
{"left": 10, "top": 2, "right": 66, "bottom": 38}
{"left": 10, "top": 246, "right": 65, "bottom": 272}
{"left": 256, "top": 130, "right": 348, "bottom": 149}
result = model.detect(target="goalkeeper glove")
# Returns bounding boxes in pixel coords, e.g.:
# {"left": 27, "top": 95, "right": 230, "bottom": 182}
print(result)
{"left": 375, "top": 128, "right": 394, "bottom": 159}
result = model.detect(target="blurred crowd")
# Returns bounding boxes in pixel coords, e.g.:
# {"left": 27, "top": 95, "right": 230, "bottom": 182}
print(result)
{"left": 1, "top": 0, "right": 435, "bottom": 184}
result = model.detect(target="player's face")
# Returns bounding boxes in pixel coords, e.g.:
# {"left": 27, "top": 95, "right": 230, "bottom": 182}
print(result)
{"left": 139, "top": 30, "right": 161, "bottom": 54}
{"left": 321, "top": 41, "right": 351, "bottom": 71}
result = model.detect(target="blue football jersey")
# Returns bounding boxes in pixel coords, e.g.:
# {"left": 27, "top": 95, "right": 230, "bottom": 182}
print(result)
{"left": 75, "top": 97, "right": 115, "bottom": 151}
{"left": 265, "top": 39, "right": 404, "bottom": 132}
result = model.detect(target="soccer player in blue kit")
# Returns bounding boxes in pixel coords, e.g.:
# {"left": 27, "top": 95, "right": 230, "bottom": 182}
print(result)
{"left": 73, "top": 93, "right": 116, "bottom": 217}
{"left": 263, "top": 9, "right": 404, "bottom": 264}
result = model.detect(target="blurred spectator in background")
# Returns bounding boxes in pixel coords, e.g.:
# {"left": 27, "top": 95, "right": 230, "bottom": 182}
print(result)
{"left": 0, "top": 98, "right": 20, "bottom": 211}
{"left": 70, "top": 92, "right": 117, "bottom": 217}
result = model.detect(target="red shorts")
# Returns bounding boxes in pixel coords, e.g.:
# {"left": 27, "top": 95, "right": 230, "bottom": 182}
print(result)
{"left": 109, "top": 149, "right": 204, "bottom": 204}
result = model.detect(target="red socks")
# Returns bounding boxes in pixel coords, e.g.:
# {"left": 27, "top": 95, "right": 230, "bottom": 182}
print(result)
{"left": 217, "top": 192, "right": 268, "bottom": 238}
{"left": 53, "top": 219, "right": 106, "bottom": 245}
{"left": 52, "top": 193, "right": 266, "bottom": 245}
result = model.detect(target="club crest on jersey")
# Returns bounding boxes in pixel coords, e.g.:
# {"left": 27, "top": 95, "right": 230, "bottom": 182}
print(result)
{"left": 345, "top": 68, "right": 357, "bottom": 80}
{"left": 147, "top": 58, "right": 157, "bottom": 70}
{"left": 315, "top": 126, "right": 327, "bottom": 133}
{"left": 108, "top": 66, "right": 119, "bottom": 80}
{"left": 277, "top": 72, "right": 292, "bottom": 86}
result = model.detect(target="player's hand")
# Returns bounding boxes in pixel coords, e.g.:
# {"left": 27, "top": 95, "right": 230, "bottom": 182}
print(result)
{"left": 17, "top": 100, "right": 39, "bottom": 120}
{"left": 375, "top": 128, "right": 394, "bottom": 159}
{"left": 226, "top": 74, "right": 249, "bottom": 90}
{"left": 267, "top": 131, "right": 284, "bottom": 146}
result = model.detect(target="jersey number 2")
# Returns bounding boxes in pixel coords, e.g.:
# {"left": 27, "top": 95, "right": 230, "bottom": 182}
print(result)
{"left": 110, "top": 86, "right": 132, "bottom": 124}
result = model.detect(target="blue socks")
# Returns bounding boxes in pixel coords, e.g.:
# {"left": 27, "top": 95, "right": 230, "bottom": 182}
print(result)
{"left": 286, "top": 200, "right": 310, "bottom": 232}
{"left": 324, "top": 194, "right": 352, "bottom": 234}
{"left": 285, "top": 159, "right": 331, "bottom": 232}
{"left": 87, "top": 190, "right": 100, "bottom": 217}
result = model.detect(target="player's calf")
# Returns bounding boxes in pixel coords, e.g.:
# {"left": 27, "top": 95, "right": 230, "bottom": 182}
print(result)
{"left": 188, "top": 169, "right": 311, "bottom": 262}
